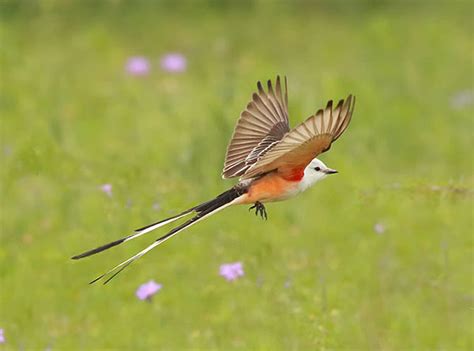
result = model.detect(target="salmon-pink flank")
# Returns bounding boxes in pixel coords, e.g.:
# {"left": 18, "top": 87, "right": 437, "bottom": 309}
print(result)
{"left": 239, "top": 172, "right": 301, "bottom": 204}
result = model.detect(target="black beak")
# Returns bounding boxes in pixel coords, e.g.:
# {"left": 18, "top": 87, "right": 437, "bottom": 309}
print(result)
{"left": 325, "top": 168, "right": 338, "bottom": 174}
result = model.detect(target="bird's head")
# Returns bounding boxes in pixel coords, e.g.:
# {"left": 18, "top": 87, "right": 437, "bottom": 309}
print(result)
{"left": 300, "top": 158, "right": 338, "bottom": 190}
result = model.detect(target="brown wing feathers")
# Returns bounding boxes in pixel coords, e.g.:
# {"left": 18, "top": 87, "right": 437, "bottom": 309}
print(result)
{"left": 222, "top": 76, "right": 290, "bottom": 179}
{"left": 223, "top": 76, "right": 355, "bottom": 180}
{"left": 333, "top": 96, "right": 355, "bottom": 141}
{"left": 240, "top": 95, "right": 355, "bottom": 179}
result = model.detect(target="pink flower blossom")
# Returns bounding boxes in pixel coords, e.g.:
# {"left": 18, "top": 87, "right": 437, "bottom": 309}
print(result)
{"left": 0, "top": 328, "right": 5, "bottom": 344}
{"left": 160, "top": 53, "right": 187, "bottom": 73}
{"left": 100, "top": 183, "right": 113, "bottom": 197}
{"left": 219, "top": 262, "right": 244, "bottom": 281}
{"left": 136, "top": 280, "right": 162, "bottom": 301}
{"left": 125, "top": 56, "right": 150, "bottom": 76}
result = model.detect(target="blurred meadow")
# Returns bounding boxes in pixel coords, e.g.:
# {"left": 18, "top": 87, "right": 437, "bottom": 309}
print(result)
{"left": 1, "top": 0, "right": 473, "bottom": 350}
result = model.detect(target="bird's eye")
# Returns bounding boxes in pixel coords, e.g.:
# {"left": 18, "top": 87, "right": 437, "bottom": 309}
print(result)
{"left": 314, "top": 167, "right": 321, "bottom": 171}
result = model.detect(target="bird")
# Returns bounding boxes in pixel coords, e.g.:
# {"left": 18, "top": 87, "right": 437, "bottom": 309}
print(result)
{"left": 72, "top": 76, "right": 356, "bottom": 284}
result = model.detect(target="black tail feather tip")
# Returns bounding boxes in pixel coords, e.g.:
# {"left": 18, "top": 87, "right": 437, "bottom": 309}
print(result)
{"left": 72, "top": 237, "right": 127, "bottom": 260}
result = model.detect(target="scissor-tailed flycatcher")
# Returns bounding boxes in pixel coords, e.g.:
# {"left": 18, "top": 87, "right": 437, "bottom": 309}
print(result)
{"left": 73, "top": 76, "right": 355, "bottom": 284}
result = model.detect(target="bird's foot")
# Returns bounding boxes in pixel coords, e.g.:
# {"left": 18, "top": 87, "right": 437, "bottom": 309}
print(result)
{"left": 249, "top": 201, "right": 267, "bottom": 220}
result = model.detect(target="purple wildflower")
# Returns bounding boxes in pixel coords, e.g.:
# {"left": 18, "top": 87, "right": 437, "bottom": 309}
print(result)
{"left": 219, "top": 262, "right": 244, "bottom": 281}
{"left": 136, "top": 280, "right": 162, "bottom": 301}
{"left": 160, "top": 53, "right": 187, "bottom": 73}
{"left": 125, "top": 56, "right": 150, "bottom": 76}
{"left": 100, "top": 183, "right": 113, "bottom": 197}
{"left": 374, "top": 222, "right": 386, "bottom": 235}
{"left": 0, "top": 328, "right": 4, "bottom": 344}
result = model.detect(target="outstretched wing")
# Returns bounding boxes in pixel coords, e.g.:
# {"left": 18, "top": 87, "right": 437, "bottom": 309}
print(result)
{"left": 222, "top": 76, "right": 290, "bottom": 179}
{"left": 240, "top": 95, "right": 355, "bottom": 180}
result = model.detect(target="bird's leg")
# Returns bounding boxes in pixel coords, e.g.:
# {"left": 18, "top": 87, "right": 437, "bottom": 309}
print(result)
{"left": 249, "top": 201, "right": 267, "bottom": 220}
{"left": 249, "top": 203, "right": 261, "bottom": 218}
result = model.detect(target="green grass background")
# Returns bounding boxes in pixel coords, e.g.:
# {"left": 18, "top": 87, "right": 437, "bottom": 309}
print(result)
{"left": 1, "top": 1, "right": 472, "bottom": 350}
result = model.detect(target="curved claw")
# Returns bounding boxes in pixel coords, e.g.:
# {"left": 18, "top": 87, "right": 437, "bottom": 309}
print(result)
{"left": 248, "top": 201, "right": 267, "bottom": 220}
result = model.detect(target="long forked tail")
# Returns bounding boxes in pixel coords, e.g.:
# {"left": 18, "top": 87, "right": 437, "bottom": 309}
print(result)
{"left": 72, "top": 187, "right": 245, "bottom": 284}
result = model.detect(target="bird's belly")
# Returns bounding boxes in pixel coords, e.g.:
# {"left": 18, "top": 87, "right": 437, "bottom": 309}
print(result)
{"left": 261, "top": 186, "right": 301, "bottom": 202}
{"left": 239, "top": 175, "right": 301, "bottom": 204}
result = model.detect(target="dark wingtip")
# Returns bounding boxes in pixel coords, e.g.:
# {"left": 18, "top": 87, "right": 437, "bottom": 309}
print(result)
{"left": 267, "top": 79, "right": 273, "bottom": 91}
{"left": 71, "top": 237, "right": 127, "bottom": 260}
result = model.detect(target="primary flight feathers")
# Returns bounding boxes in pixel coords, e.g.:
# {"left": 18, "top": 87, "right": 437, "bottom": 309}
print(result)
{"left": 222, "top": 76, "right": 355, "bottom": 180}
{"left": 222, "top": 76, "right": 290, "bottom": 178}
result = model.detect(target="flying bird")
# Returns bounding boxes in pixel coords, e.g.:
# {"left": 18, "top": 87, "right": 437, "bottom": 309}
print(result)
{"left": 73, "top": 76, "right": 355, "bottom": 284}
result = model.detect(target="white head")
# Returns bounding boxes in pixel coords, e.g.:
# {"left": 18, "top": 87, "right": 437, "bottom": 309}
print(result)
{"left": 299, "top": 158, "right": 338, "bottom": 191}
